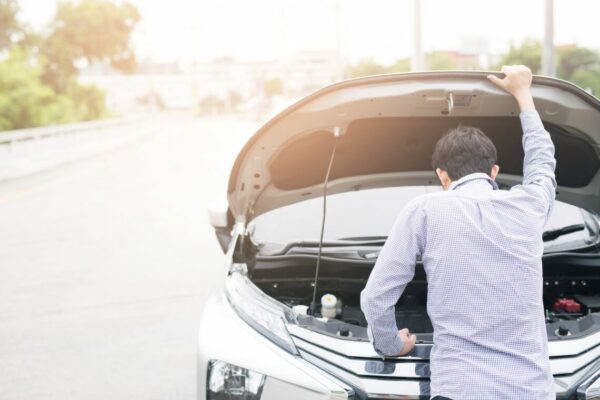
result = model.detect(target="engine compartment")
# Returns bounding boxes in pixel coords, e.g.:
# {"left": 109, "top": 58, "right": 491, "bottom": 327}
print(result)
{"left": 250, "top": 251, "right": 600, "bottom": 342}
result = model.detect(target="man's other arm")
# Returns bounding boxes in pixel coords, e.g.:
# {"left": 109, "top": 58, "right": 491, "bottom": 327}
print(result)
{"left": 360, "top": 200, "right": 425, "bottom": 357}
{"left": 488, "top": 65, "right": 557, "bottom": 218}
{"left": 519, "top": 109, "right": 557, "bottom": 217}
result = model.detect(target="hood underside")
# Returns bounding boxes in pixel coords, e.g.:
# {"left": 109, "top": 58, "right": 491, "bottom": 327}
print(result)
{"left": 228, "top": 72, "right": 600, "bottom": 222}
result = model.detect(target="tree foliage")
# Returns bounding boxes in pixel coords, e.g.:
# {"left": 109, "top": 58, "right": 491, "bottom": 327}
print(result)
{"left": 0, "top": 47, "right": 112, "bottom": 130}
{"left": 0, "top": 47, "right": 74, "bottom": 130}
{"left": 263, "top": 78, "right": 283, "bottom": 97}
{"left": 348, "top": 57, "right": 411, "bottom": 78}
{"left": 42, "top": 0, "right": 140, "bottom": 92}
{"left": 348, "top": 58, "right": 389, "bottom": 77}
{"left": 0, "top": 0, "right": 139, "bottom": 131}
{"left": 0, "top": 0, "right": 20, "bottom": 49}
{"left": 388, "top": 58, "right": 411, "bottom": 73}
{"left": 570, "top": 67, "right": 600, "bottom": 96}
{"left": 556, "top": 46, "right": 599, "bottom": 80}
{"left": 494, "top": 39, "right": 600, "bottom": 96}
{"left": 65, "top": 81, "right": 108, "bottom": 121}
{"left": 427, "top": 52, "right": 459, "bottom": 71}
{"left": 494, "top": 38, "right": 543, "bottom": 73}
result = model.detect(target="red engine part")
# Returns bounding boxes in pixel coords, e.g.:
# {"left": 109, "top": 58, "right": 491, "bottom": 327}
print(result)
{"left": 553, "top": 298, "right": 581, "bottom": 313}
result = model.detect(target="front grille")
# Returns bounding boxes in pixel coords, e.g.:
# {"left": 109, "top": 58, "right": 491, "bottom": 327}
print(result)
{"left": 289, "top": 324, "right": 600, "bottom": 400}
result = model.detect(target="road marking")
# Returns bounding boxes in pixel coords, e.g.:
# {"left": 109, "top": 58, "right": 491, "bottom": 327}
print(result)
{"left": 0, "top": 164, "right": 92, "bottom": 205}
{"left": 0, "top": 127, "right": 161, "bottom": 205}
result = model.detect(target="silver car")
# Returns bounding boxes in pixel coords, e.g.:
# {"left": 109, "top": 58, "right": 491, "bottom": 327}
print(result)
{"left": 198, "top": 72, "right": 600, "bottom": 400}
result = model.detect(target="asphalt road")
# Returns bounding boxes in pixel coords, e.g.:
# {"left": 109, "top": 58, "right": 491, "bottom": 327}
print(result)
{"left": 0, "top": 114, "right": 257, "bottom": 400}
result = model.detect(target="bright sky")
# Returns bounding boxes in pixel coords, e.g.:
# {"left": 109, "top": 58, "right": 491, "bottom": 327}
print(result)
{"left": 17, "top": 0, "right": 600, "bottom": 66}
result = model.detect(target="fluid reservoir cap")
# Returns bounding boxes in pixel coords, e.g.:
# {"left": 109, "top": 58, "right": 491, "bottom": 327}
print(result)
{"left": 557, "top": 325, "right": 570, "bottom": 337}
{"left": 321, "top": 294, "right": 337, "bottom": 308}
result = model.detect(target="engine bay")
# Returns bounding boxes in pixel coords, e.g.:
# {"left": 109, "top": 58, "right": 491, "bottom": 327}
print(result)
{"left": 250, "top": 251, "right": 600, "bottom": 342}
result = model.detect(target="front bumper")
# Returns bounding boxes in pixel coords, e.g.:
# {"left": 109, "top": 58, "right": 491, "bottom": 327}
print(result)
{"left": 290, "top": 326, "right": 600, "bottom": 399}
{"left": 198, "top": 286, "right": 600, "bottom": 400}
{"left": 197, "top": 288, "right": 352, "bottom": 400}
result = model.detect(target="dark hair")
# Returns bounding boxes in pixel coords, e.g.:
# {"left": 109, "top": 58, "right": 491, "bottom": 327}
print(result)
{"left": 431, "top": 125, "right": 497, "bottom": 181}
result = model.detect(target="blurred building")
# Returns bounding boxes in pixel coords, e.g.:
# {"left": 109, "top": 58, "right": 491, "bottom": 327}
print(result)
{"left": 79, "top": 51, "right": 342, "bottom": 114}
{"left": 459, "top": 35, "right": 491, "bottom": 69}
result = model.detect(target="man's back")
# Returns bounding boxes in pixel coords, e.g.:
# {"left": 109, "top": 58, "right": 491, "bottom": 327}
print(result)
{"left": 421, "top": 180, "right": 554, "bottom": 399}
{"left": 360, "top": 66, "right": 557, "bottom": 400}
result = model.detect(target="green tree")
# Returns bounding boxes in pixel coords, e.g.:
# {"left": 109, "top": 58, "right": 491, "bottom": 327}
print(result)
{"left": 348, "top": 58, "right": 389, "bottom": 78}
{"left": 66, "top": 82, "right": 108, "bottom": 121}
{"left": 0, "top": 0, "right": 20, "bottom": 50}
{"left": 427, "top": 52, "right": 459, "bottom": 71}
{"left": 495, "top": 39, "right": 600, "bottom": 97}
{"left": 0, "top": 0, "right": 140, "bottom": 130}
{"left": 494, "top": 38, "right": 542, "bottom": 73}
{"left": 556, "top": 46, "right": 600, "bottom": 96}
{"left": 570, "top": 68, "right": 600, "bottom": 96}
{"left": 348, "top": 58, "right": 411, "bottom": 78}
{"left": 556, "top": 46, "right": 599, "bottom": 81}
{"left": 388, "top": 58, "right": 411, "bottom": 73}
{"left": 0, "top": 47, "right": 76, "bottom": 130}
{"left": 263, "top": 78, "right": 283, "bottom": 97}
{"left": 42, "top": 0, "right": 140, "bottom": 92}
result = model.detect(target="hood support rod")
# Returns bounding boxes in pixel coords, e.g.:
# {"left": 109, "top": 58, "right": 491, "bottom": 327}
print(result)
{"left": 309, "top": 126, "right": 341, "bottom": 315}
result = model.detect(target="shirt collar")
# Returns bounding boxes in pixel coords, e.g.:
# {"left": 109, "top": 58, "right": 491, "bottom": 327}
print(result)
{"left": 449, "top": 172, "right": 499, "bottom": 191}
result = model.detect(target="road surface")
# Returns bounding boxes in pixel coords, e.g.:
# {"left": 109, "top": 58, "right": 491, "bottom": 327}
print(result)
{"left": 0, "top": 114, "right": 257, "bottom": 400}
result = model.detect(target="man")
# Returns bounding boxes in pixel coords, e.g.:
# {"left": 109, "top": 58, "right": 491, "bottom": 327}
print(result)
{"left": 360, "top": 65, "right": 556, "bottom": 400}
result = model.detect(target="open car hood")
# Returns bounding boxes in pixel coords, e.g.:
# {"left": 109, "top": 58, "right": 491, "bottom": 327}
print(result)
{"left": 228, "top": 72, "right": 600, "bottom": 223}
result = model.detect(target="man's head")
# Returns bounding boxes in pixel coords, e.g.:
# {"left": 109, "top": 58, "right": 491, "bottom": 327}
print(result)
{"left": 431, "top": 125, "right": 499, "bottom": 190}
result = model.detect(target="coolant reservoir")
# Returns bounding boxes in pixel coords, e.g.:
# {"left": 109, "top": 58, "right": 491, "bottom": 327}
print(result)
{"left": 321, "top": 293, "right": 338, "bottom": 319}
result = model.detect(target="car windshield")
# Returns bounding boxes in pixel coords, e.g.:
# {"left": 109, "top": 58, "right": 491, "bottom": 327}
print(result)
{"left": 248, "top": 186, "right": 599, "bottom": 254}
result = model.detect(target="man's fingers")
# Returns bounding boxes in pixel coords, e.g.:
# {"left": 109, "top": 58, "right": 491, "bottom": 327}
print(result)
{"left": 487, "top": 74, "right": 504, "bottom": 87}
{"left": 398, "top": 333, "right": 417, "bottom": 356}
{"left": 407, "top": 334, "right": 417, "bottom": 350}
{"left": 514, "top": 64, "right": 531, "bottom": 73}
{"left": 487, "top": 65, "right": 533, "bottom": 109}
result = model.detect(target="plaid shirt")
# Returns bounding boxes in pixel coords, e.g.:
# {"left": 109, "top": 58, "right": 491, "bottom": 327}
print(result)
{"left": 361, "top": 110, "right": 556, "bottom": 400}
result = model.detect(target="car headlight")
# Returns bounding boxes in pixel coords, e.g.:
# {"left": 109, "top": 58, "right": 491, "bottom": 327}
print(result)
{"left": 207, "top": 360, "right": 266, "bottom": 400}
{"left": 225, "top": 264, "right": 298, "bottom": 355}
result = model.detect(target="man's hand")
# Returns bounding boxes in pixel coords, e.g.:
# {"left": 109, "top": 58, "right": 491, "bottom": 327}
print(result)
{"left": 396, "top": 328, "right": 417, "bottom": 356}
{"left": 487, "top": 65, "right": 535, "bottom": 112}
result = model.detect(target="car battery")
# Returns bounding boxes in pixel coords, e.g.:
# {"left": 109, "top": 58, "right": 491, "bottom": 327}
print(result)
{"left": 552, "top": 298, "right": 581, "bottom": 313}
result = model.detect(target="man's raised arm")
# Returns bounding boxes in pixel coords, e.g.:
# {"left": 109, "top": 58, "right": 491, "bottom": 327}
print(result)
{"left": 488, "top": 65, "right": 557, "bottom": 217}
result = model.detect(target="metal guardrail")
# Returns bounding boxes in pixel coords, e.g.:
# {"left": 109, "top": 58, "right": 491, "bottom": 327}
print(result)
{"left": 0, "top": 114, "right": 155, "bottom": 182}
{"left": 0, "top": 116, "right": 145, "bottom": 145}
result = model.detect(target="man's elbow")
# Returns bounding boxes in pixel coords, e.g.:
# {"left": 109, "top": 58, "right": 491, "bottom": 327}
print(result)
{"left": 360, "top": 288, "right": 373, "bottom": 316}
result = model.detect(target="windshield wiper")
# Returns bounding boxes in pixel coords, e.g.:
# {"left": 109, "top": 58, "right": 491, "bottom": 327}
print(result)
{"left": 542, "top": 224, "right": 585, "bottom": 242}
